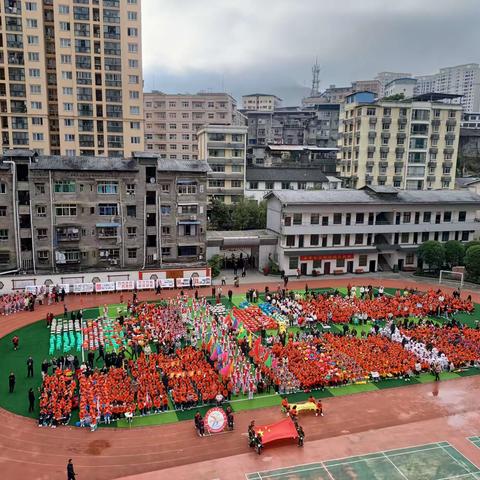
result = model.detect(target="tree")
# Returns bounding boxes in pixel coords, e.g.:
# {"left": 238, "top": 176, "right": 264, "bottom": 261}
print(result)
{"left": 417, "top": 241, "right": 445, "bottom": 272}
{"left": 465, "top": 245, "right": 480, "bottom": 281}
{"left": 208, "top": 199, "right": 233, "bottom": 230}
{"left": 444, "top": 240, "right": 465, "bottom": 268}
{"left": 465, "top": 240, "right": 480, "bottom": 252}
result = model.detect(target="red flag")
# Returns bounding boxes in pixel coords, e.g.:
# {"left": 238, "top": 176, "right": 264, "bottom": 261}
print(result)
{"left": 254, "top": 419, "right": 298, "bottom": 445}
{"left": 250, "top": 337, "right": 261, "bottom": 360}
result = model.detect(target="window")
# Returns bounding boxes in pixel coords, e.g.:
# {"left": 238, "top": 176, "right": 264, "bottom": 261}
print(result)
{"left": 356, "top": 213, "right": 364, "bottom": 224}
{"left": 59, "top": 4, "right": 69, "bottom": 14}
{"left": 37, "top": 228, "right": 47, "bottom": 240}
{"left": 130, "top": 106, "right": 140, "bottom": 115}
{"left": 422, "top": 232, "right": 429, "bottom": 242}
{"left": 401, "top": 233, "right": 409, "bottom": 243}
{"left": 336, "top": 258, "right": 345, "bottom": 268}
{"left": 355, "top": 234, "right": 363, "bottom": 245}
{"left": 127, "top": 248, "right": 137, "bottom": 259}
{"left": 333, "top": 234, "right": 341, "bottom": 245}
{"left": 441, "top": 232, "right": 449, "bottom": 242}
{"left": 289, "top": 257, "right": 299, "bottom": 269}
{"left": 231, "top": 180, "right": 242, "bottom": 188}
{"left": 265, "top": 181, "right": 274, "bottom": 189}
{"left": 55, "top": 204, "right": 77, "bottom": 216}
{"left": 98, "top": 204, "right": 118, "bottom": 216}
{"left": 162, "top": 226, "right": 171, "bottom": 235}
{"left": 27, "top": 35, "right": 39, "bottom": 45}
{"left": 127, "top": 205, "right": 136, "bottom": 217}
{"left": 310, "top": 234, "right": 319, "bottom": 246}
{"left": 29, "top": 68, "right": 40, "bottom": 77}
{"left": 313, "top": 259, "right": 322, "bottom": 269}
{"left": 178, "top": 184, "right": 197, "bottom": 194}
{"left": 286, "top": 235, "right": 295, "bottom": 247}
{"left": 443, "top": 211, "right": 452, "bottom": 222}
{"left": 0, "top": 229, "right": 9, "bottom": 240}
{"left": 31, "top": 102, "right": 42, "bottom": 109}
{"left": 458, "top": 211, "right": 466, "bottom": 222}
{"left": 462, "top": 231, "right": 470, "bottom": 242}
{"left": 26, "top": 19, "right": 38, "bottom": 28}
{"left": 0, "top": 206, "right": 6, "bottom": 216}
{"left": 97, "top": 182, "right": 118, "bottom": 194}
{"left": 406, "top": 253, "right": 415, "bottom": 265}
{"left": 161, "top": 205, "right": 171, "bottom": 215}
{"left": 310, "top": 214, "right": 319, "bottom": 225}
{"left": 127, "top": 227, "right": 137, "bottom": 238}
{"left": 333, "top": 213, "right": 342, "bottom": 225}
{"left": 358, "top": 255, "right": 367, "bottom": 267}
{"left": 403, "top": 212, "right": 411, "bottom": 223}
{"left": 28, "top": 52, "right": 40, "bottom": 61}
{"left": 32, "top": 133, "right": 44, "bottom": 141}
{"left": 293, "top": 213, "right": 302, "bottom": 225}
{"left": 54, "top": 181, "right": 75, "bottom": 193}
{"left": 36, "top": 205, "right": 46, "bottom": 217}
{"left": 423, "top": 211, "right": 431, "bottom": 223}
{"left": 248, "top": 181, "right": 258, "bottom": 189}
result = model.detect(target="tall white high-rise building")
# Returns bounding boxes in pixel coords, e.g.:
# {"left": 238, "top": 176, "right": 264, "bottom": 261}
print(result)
{"left": 415, "top": 64, "right": 480, "bottom": 113}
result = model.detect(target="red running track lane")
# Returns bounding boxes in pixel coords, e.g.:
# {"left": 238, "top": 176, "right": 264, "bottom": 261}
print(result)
{"left": 0, "top": 277, "right": 479, "bottom": 480}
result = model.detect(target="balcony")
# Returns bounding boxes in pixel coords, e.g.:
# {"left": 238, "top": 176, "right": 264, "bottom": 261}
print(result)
{"left": 56, "top": 227, "right": 80, "bottom": 242}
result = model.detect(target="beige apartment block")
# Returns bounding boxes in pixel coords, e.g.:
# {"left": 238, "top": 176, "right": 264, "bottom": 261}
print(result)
{"left": 339, "top": 92, "right": 461, "bottom": 190}
{"left": 144, "top": 92, "right": 241, "bottom": 161}
{"left": 242, "top": 93, "right": 282, "bottom": 111}
{"left": 198, "top": 124, "right": 247, "bottom": 204}
{"left": 0, "top": 0, "right": 144, "bottom": 157}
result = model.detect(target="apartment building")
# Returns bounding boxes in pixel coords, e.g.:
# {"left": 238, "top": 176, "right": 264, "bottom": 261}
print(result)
{"left": 0, "top": 0, "right": 144, "bottom": 157}
{"left": 384, "top": 78, "right": 417, "bottom": 98}
{"left": 266, "top": 187, "right": 480, "bottom": 276}
{"left": 245, "top": 166, "right": 341, "bottom": 202}
{"left": 374, "top": 72, "right": 413, "bottom": 97}
{"left": 197, "top": 124, "right": 247, "bottom": 205}
{"left": 242, "top": 93, "right": 282, "bottom": 111}
{"left": 461, "top": 112, "right": 480, "bottom": 129}
{"left": 143, "top": 92, "right": 241, "bottom": 161}
{"left": 0, "top": 150, "right": 209, "bottom": 272}
{"left": 339, "top": 91, "right": 462, "bottom": 190}
{"left": 244, "top": 106, "right": 339, "bottom": 165}
{"left": 415, "top": 64, "right": 480, "bottom": 113}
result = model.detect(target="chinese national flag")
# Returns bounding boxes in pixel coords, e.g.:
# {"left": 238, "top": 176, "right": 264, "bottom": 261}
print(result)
{"left": 254, "top": 418, "right": 298, "bottom": 445}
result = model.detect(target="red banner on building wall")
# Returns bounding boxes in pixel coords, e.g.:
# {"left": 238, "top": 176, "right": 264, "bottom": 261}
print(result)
{"left": 300, "top": 254, "right": 355, "bottom": 261}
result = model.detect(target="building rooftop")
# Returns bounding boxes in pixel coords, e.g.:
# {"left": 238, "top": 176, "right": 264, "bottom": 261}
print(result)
{"left": 266, "top": 189, "right": 480, "bottom": 205}
{"left": 456, "top": 177, "right": 480, "bottom": 188}
{"left": 246, "top": 167, "right": 328, "bottom": 183}
{"left": 207, "top": 229, "right": 277, "bottom": 240}
{"left": 29, "top": 156, "right": 138, "bottom": 172}
{"left": 2, "top": 149, "right": 37, "bottom": 158}
{"left": 266, "top": 145, "right": 339, "bottom": 152}
{"left": 156, "top": 158, "right": 211, "bottom": 173}
{"left": 243, "top": 93, "right": 282, "bottom": 100}
{"left": 410, "top": 93, "right": 463, "bottom": 102}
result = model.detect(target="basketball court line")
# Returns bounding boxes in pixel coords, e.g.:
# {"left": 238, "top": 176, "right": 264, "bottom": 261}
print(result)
{"left": 246, "top": 442, "right": 480, "bottom": 480}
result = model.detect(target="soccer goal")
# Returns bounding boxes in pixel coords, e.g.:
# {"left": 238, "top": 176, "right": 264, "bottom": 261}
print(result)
{"left": 439, "top": 270, "right": 464, "bottom": 289}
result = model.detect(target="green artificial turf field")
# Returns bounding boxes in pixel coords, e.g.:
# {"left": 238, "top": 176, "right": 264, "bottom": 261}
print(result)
{"left": 1, "top": 287, "right": 479, "bottom": 428}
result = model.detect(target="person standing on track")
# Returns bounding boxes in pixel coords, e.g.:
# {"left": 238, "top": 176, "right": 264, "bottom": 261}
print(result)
{"left": 67, "top": 459, "right": 76, "bottom": 480}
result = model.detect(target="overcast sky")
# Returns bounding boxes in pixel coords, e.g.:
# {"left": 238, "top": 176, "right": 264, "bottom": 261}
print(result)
{"left": 141, "top": 0, "right": 480, "bottom": 105}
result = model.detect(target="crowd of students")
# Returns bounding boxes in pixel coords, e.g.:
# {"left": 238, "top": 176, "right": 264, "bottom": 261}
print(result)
{"left": 39, "top": 369, "right": 76, "bottom": 427}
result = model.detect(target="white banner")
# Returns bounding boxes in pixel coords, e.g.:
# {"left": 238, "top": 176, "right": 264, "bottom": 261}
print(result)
{"left": 176, "top": 278, "right": 191, "bottom": 288}
{"left": 194, "top": 277, "right": 211, "bottom": 287}
{"left": 115, "top": 280, "right": 135, "bottom": 291}
{"left": 73, "top": 283, "right": 94, "bottom": 294}
{"left": 136, "top": 279, "right": 155, "bottom": 290}
{"left": 95, "top": 282, "right": 115, "bottom": 293}
{"left": 25, "top": 285, "right": 39, "bottom": 295}
{"left": 49, "top": 284, "right": 70, "bottom": 294}
{"left": 158, "top": 278, "right": 175, "bottom": 288}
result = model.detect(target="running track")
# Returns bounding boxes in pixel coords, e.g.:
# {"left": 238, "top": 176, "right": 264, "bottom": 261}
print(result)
{"left": 0, "top": 277, "right": 479, "bottom": 480}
